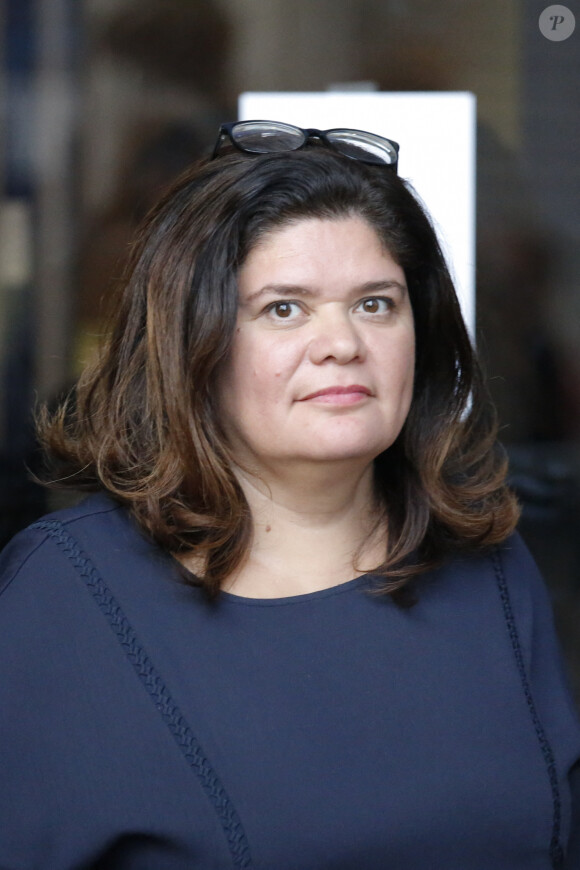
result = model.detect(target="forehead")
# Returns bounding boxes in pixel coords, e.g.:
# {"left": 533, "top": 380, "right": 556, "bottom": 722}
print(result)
{"left": 251, "top": 212, "right": 386, "bottom": 248}
{"left": 240, "top": 215, "right": 397, "bottom": 279}
{"left": 236, "top": 217, "right": 408, "bottom": 314}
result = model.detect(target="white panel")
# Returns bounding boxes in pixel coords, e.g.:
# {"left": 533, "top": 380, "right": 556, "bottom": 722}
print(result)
{"left": 239, "top": 92, "right": 476, "bottom": 335}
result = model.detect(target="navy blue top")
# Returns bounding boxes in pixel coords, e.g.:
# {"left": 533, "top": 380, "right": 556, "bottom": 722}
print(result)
{"left": 1, "top": 493, "right": 579, "bottom": 869}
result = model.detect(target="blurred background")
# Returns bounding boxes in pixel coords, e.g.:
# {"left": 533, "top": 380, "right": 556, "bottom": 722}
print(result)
{"left": 1, "top": 0, "right": 579, "bottom": 695}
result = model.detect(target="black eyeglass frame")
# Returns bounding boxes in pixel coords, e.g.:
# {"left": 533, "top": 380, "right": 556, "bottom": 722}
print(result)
{"left": 211, "top": 120, "right": 400, "bottom": 172}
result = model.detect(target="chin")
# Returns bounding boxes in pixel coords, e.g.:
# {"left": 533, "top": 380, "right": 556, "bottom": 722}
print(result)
{"left": 296, "top": 438, "right": 395, "bottom": 465}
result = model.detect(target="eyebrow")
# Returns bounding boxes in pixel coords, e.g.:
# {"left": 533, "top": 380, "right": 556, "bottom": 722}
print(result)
{"left": 243, "top": 279, "right": 408, "bottom": 304}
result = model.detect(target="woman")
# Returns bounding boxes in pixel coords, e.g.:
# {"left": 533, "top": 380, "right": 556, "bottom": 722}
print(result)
{"left": 1, "top": 121, "right": 579, "bottom": 869}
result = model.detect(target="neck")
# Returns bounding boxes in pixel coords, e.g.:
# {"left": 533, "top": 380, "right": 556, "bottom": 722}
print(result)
{"left": 224, "top": 459, "right": 386, "bottom": 598}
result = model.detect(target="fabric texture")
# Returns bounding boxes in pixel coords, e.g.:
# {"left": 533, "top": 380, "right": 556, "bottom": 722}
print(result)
{"left": 1, "top": 492, "right": 579, "bottom": 869}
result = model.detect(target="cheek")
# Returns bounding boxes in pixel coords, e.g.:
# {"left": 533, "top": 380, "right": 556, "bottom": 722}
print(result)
{"left": 401, "top": 349, "right": 416, "bottom": 404}
{"left": 375, "top": 330, "right": 415, "bottom": 389}
{"left": 402, "top": 334, "right": 416, "bottom": 386}
{"left": 237, "top": 333, "right": 299, "bottom": 387}
{"left": 223, "top": 335, "right": 297, "bottom": 415}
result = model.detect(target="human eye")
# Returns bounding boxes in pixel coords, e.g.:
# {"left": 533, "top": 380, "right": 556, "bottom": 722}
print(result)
{"left": 354, "top": 296, "right": 394, "bottom": 316}
{"left": 263, "top": 300, "right": 304, "bottom": 322}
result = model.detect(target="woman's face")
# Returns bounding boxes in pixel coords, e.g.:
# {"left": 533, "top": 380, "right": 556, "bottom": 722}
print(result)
{"left": 217, "top": 216, "right": 415, "bottom": 476}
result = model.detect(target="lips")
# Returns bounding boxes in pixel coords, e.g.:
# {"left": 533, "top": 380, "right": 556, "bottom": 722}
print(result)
{"left": 300, "top": 385, "right": 372, "bottom": 401}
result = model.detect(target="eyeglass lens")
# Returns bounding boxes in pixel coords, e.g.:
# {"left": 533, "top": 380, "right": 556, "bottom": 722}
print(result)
{"left": 232, "top": 121, "right": 306, "bottom": 153}
{"left": 325, "top": 130, "right": 398, "bottom": 166}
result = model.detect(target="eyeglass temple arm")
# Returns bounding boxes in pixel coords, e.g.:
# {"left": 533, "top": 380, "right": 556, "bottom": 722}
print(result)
{"left": 211, "top": 125, "right": 232, "bottom": 160}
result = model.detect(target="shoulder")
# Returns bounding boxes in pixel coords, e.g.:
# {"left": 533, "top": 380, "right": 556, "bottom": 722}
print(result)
{"left": 0, "top": 492, "right": 163, "bottom": 624}
{"left": 0, "top": 493, "right": 125, "bottom": 599}
{"left": 490, "top": 533, "right": 561, "bottom": 667}
{"left": 489, "top": 534, "right": 580, "bottom": 771}
{"left": 492, "top": 531, "right": 545, "bottom": 595}
{"left": 0, "top": 491, "right": 183, "bottom": 655}
{"left": 419, "top": 533, "right": 568, "bottom": 685}
{"left": 477, "top": 534, "right": 565, "bottom": 676}
{"left": 417, "top": 532, "right": 543, "bottom": 617}
{"left": 0, "top": 491, "right": 180, "bottom": 712}
{"left": 435, "top": 532, "right": 549, "bottom": 616}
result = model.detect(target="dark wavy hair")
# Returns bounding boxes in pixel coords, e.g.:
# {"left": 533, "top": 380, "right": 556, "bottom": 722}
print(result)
{"left": 39, "top": 147, "right": 519, "bottom": 597}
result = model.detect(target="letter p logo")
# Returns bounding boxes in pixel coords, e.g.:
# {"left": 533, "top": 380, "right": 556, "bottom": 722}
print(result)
{"left": 539, "top": 5, "right": 576, "bottom": 40}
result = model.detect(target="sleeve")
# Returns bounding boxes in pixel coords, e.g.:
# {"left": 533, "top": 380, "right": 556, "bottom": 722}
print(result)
{"left": 0, "top": 517, "right": 237, "bottom": 870}
{"left": 0, "top": 527, "right": 78, "bottom": 868}
{"left": 498, "top": 534, "right": 580, "bottom": 866}
{"left": 566, "top": 762, "right": 580, "bottom": 868}
{"left": 0, "top": 524, "right": 124, "bottom": 869}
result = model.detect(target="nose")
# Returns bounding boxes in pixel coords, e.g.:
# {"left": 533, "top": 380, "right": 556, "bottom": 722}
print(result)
{"left": 307, "top": 307, "right": 365, "bottom": 365}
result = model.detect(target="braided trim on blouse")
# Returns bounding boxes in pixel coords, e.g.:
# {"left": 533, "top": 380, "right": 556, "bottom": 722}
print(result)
{"left": 491, "top": 546, "right": 564, "bottom": 869}
{"left": 31, "top": 520, "right": 253, "bottom": 869}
